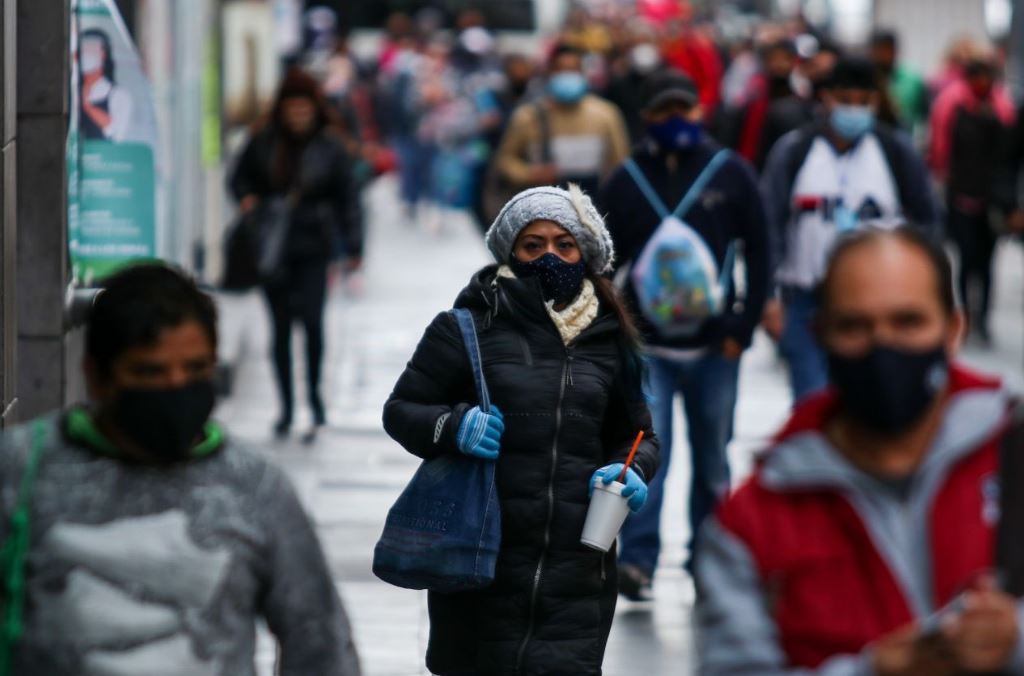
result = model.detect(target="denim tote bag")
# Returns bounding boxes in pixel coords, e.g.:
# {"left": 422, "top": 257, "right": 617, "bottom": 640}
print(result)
{"left": 373, "top": 308, "right": 501, "bottom": 593}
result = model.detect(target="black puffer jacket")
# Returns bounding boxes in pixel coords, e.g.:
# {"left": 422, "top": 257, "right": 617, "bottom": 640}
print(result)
{"left": 229, "top": 126, "right": 363, "bottom": 261}
{"left": 383, "top": 266, "right": 659, "bottom": 676}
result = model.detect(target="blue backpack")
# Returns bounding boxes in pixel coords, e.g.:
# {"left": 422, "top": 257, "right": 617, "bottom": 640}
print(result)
{"left": 624, "top": 150, "right": 735, "bottom": 339}
{"left": 373, "top": 308, "right": 501, "bottom": 593}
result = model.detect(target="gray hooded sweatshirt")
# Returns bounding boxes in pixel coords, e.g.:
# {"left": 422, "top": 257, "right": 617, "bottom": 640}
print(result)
{"left": 0, "top": 413, "right": 360, "bottom": 676}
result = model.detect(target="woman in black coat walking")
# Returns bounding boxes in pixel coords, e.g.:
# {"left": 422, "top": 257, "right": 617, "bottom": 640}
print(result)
{"left": 230, "top": 68, "right": 362, "bottom": 439}
{"left": 383, "top": 185, "right": 659, "bottom": 675}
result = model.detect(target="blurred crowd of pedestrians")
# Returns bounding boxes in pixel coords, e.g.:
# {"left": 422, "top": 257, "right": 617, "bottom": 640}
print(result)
{"left": 269, "top": 2, "right": 1024, "bottom": 343}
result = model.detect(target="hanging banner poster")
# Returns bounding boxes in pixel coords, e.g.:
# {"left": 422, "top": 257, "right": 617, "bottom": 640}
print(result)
{"left": 68, "top": 0, "right": 160, "bottom": 284}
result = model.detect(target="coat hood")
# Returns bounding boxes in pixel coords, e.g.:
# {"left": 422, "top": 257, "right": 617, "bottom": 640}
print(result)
{"left": 759, "top": 363, "right": 1011, "bottom": 491}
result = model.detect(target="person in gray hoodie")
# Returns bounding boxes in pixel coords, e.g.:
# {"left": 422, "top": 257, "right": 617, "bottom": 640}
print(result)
{"left": 0, "top": 263, "right": 360, "bottom": 676}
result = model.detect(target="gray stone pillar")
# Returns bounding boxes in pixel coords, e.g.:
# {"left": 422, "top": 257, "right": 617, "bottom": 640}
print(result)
{"left": 15, "top": 0, "right": 70, "bottom": 420}
{"left": 1009, "top": 0, "right": 1024, "bottom": 103}
{"left": 1, "top": 0, "right": 18, "bottom": 426}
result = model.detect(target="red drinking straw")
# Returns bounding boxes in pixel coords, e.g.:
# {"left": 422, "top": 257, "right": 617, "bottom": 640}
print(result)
{"left": 618, "top": 431, "right": 645, "bottom": 482}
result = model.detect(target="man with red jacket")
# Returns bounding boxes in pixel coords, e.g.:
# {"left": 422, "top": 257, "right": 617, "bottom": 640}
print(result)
{"left": 696, "top": 228, "right": 1023, "bottom": 675}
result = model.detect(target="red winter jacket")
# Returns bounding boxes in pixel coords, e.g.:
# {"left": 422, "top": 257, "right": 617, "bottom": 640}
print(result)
{"left": 695, "top": 364, "right": 1024, "bottom": 674}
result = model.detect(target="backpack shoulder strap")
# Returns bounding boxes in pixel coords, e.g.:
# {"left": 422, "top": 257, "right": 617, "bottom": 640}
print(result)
{"left": 782, "top": 125, "right": 820, "bottom": 202}
{"left": 675, "top": 148, "right": 734, "bottom": 219}
{"left": 0, "top": 420, "right": 48, "bottom": 676}
{"left": 622, "top": 158, "right": 671, "bottom": 220}
{"left": 451, "top": 309, "right": 491, "bottom": 413}
{"left": 872, "top": 126, "right": 915, "bottom": 214}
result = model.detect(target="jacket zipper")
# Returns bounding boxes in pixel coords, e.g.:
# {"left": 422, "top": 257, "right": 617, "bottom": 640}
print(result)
{"left": 514, "top": 357, "right": 569, "bottom": 674}
{"left": 518, "top": 334, "right": 534, "bottom": 367}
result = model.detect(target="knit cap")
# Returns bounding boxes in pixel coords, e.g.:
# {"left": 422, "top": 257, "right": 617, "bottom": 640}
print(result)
{"left": 485, "top": 184, "right": 615, "bottom": 275}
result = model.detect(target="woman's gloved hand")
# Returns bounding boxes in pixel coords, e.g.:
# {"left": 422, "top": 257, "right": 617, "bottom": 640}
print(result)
{"left": 456, "top": 405, "right": 504, "bottom": 460}
{"left": 590, "top": 464, "right": 648, "bottom": 512}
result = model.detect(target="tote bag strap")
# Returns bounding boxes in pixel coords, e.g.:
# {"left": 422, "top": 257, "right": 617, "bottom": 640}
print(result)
{"left": 452, "top": 309, "right": 491, "bottom": 414}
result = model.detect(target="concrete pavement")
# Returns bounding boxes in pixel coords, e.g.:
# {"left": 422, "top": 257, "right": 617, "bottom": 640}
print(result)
{"left": 216, "top": 175, "right": 1024, "bottom": 675}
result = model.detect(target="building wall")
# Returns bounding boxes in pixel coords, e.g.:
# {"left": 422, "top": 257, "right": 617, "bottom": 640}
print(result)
{"left": 874, "top": 0, "right": 988, "bottom": 76}
{"left": 14, "top": 0, "right": 71, "bottom": 422}
{"left": 1, "top": 0, "right": 18, "bottom": 426}
{"left": 135, "top": 0, "right": 226, "bottom": 283}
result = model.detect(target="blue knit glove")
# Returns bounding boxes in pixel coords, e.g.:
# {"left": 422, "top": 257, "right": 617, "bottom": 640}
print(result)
{"left": 590, "top": 464, "right": 648, "bottom": 513}
{"left": 456, "top": 405, "right": 504, "bottom": 460}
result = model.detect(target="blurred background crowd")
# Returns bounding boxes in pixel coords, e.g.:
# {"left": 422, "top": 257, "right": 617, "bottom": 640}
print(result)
{"left": 242, "top": 0, "right": 1023, "bottom": 315}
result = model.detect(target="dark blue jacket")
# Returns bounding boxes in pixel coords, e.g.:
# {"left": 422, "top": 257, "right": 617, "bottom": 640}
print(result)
{"left": 599, "top": 139, "right": 771, "bottom": 350}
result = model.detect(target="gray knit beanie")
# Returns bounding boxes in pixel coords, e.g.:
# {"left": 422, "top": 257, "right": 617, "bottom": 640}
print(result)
{"left": 485, "top": 184, "right": 615, "bottom": 274}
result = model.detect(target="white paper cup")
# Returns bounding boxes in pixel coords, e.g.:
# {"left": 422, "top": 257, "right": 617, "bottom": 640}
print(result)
{"left": 581, "top": 480, "right": 631, "bottom": 552}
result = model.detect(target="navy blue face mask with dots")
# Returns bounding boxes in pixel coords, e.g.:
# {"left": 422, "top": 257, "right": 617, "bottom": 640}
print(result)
{"left": 510, "top": 252, "right": 586, "bottom": 306}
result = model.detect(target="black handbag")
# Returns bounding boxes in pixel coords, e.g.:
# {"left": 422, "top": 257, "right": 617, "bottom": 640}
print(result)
{"left": 221, "top": 192, "right": 296, "bottom": 291}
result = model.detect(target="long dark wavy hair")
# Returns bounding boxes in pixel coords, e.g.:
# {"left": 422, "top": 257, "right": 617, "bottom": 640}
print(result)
{"left": 258, "top": 68, "right": 347, "bottom": 190}
{"left": 589, "top": 273, "right": 648, "bottom": 402}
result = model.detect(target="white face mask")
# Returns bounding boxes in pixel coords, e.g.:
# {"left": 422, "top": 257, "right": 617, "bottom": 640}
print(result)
{"left": 80, "top": 44, "right": 103, "bottom": 74}
{"left": 630, "top": 44, "right": 661, "bottom": 74}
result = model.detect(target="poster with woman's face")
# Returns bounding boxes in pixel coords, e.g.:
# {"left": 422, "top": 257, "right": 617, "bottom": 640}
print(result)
{"left": 70, "top": 0, "right": 161, "bottom": 284}
{"left": 75, "top": 19, "right": 157, "bottom": 145}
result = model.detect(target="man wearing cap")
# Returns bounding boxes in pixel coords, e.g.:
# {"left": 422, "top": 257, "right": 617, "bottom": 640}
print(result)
{"left": 696, "top": 228, "right": 1023, "bottom": 676}
{"left": 760, "top": 55, "right": 938, "bottom": 403}
{"left": 599, "top": 70, "right": 771, "bottom": 600}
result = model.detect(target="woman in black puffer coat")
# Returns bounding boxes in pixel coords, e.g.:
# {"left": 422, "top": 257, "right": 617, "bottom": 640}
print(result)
{"left": 383, "top": 185, "right": 659, "bottom": 676}
{"left": 230, "top": 68, "right": 362, "bottom": 439}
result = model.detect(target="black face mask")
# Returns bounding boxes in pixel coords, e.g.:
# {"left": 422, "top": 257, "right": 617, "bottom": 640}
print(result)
{"left": 509, "top": 252, "right": 586, "bottom": 306}
{"left": 108, "top": 380, "right": 216, "bottom": 461}
{"left": 509, "top": 80, "right": 530, "bottom": 98}
{"left": 768, "top": 74, "right": 793, "bottom": 98}
{"left": 828, "top": 343, "right": 949, "bottom": 435}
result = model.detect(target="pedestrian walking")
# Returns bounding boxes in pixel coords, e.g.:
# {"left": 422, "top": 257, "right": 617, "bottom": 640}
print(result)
{"left": 0, "top": 263, "right": 360, "bottom": 676}
{"left": 696, "top": 228, "right": 1023, "bottom": 676}
{"left": 750, "top": 38, "right": 815, "bottom": 170}
{"left": 229, "top": 68, "right": 362, "bottom": 440}
{"left": 598, "top": 70, "right": 771, "bottom": 599}
{"left": 929, "top": 50, "right": 1016, "bottom": 344}
{"left": 382, "top": 185, "right": 659, "bottom": 675}
{"left": 492, "top": 44, "right": 630, "bottom": 198}
{"left": 870, "top": 29, "right": 930, "bottom": 143}
{"left": 760, "top": 55, "right": 938, "bottom": 402}
{"left": 606, "top": 35, "right": 665, "bottom": 142}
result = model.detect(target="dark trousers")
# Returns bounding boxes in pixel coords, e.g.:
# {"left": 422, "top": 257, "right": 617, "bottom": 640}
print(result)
{"left": 947, "top": 204, "right": 997, "bottom": 328}
{"left": 618, "top": 351, "right": 740, "bottom": 574}
{"left": 262, "top": 259, "right": 328, "bottom": 422}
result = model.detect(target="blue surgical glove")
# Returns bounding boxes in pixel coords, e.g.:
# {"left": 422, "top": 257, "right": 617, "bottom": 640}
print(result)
{"left": 589, "top": 463, "right": 648, "bottom": 513}
{"left": 456, "top": 405, "right": 504, "bottom": 460}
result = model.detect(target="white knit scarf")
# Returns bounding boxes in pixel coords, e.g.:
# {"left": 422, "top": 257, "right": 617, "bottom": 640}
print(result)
{"left": 497, "top": 266, "right": 600, "bottom": 345}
